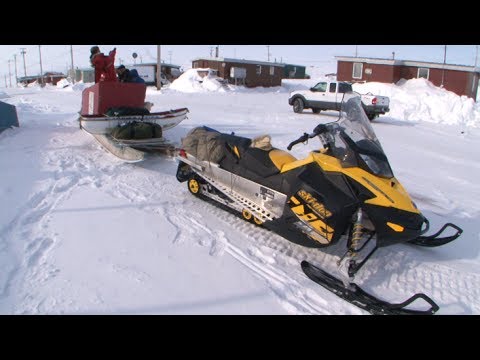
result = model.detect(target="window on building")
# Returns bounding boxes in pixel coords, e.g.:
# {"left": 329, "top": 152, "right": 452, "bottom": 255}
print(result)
{"left": 256, "top": 65, "right": 262, "bottom": 75}
{"left": 270, "top": 66, "right": 275, "bottom": 76}
{"left": 329, "top": 83, "right": 337, "bottom": 93}
{"left": 193, "top": 61, "right": 199, "bottom": 68}
{"left": 352, "top": 63, "right": 363, "bottom": 79}
{"left": 418, "top": 68, "right": 429, "bottom": 79}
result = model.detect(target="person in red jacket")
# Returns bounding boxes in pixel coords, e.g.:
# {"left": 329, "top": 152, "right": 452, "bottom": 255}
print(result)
{"left": 90, "top": 46, "right": 118, "bottom": 83}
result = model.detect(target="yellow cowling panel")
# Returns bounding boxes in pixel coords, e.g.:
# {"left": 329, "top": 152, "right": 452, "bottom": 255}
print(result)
{"left": 280, "top": 153, "right": 316, "bottom": 172}
{"left": 281, "top": 151, "right": 419, "bottom": 214}
{"left": 269, "top": 149, "right": 298, "bottom": 170}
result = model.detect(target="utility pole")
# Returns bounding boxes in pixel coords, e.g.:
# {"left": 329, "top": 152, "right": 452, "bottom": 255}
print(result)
{"left": 441, "top": 45, "right": 447, "bottom": 87}
{"left": 20, "top": 48, "right": 27, "bottom": 77}
{"left": 168, "top": 50, "right": 172, "bottom": 64}
{"left": 355, "top": 45, "right": 358, "bottom": 57}
{"left": 156, "top": 45, "right": 162, "bottom": 90}
{"left": 38, "top": 45, "right": 43, "bottom": 85}
{"left": 70, "top": 45, "right": 75, "bottom": 83}
{"left": 267, "top": 45, "right": 270, "bottom": 62}
{"left": 8, "top": 60, "right": 12, "bottom": 87}
{"left": 13, "top": 54, "right": 18, "bottom": 85}
{"left": 475, "top": 45, "right": 478, "bottom": 69}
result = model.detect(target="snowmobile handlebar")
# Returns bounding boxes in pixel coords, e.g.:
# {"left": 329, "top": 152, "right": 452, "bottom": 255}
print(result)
{"left": 287, "top": 124, "right": 330, "bottom": 151}
{"left": 287, "top": 133, "right": 311, "bottom": 150}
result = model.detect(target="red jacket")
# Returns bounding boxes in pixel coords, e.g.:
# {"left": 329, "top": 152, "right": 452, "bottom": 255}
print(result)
{"left": 91, "top": 49, "right": 117, "bottom": 83}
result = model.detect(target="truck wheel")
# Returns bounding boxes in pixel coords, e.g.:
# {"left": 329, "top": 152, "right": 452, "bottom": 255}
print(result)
{"left": 312, "top": 108, "right": 320, "bottom": 114}
{"left": 293, "top": 98, "right": 304, "bottom": 113}
{"left": 367, "top": 113, "right": 377, "bottom": 121}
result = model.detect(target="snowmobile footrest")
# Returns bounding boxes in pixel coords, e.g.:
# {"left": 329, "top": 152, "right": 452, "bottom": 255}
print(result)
{"left": 409, "top": 222, "right": 463, "bottom": 247}
{"left": 301, "top": 261, "right": 439, "bottom": 315}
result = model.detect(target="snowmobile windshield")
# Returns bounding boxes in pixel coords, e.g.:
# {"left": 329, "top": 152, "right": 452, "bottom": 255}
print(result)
{"left": 323, "top": 95, "right": 394, "bottom": 179}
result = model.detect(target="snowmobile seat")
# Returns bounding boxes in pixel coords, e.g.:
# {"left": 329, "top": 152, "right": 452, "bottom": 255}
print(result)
{"left": 235, "top": 147, "right": 298, "bottom": 178}
{"left": 218, "top": 133, "right": 252, "bottom": 158}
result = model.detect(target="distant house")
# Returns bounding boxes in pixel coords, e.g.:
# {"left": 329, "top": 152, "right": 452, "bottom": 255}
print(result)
{"left": 192, "top": 57, "right": 284, "bottom": 87}
{"left": 18, "top": 72, "right": 66, "bottom": 86}
{"left": 336, "top": 56, "right": 480, "bottom": 100}
{"left": 72, "top": 63, "right": 182, "bottom": 85}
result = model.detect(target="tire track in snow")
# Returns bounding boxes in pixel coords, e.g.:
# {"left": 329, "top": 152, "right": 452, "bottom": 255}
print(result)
{"left": 153, "top": 192, "right": 361, "bottom": 314}
{"left": 166, "top": 189, "right": 480, "bottom": 314}
{"left": 4, "top": 129, "right": 116, "bottom": 313}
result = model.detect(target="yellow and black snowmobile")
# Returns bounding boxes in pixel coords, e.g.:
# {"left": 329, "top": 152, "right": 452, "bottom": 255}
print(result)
{"left": 175, "top": 96, "right": 462, "bottom": 315}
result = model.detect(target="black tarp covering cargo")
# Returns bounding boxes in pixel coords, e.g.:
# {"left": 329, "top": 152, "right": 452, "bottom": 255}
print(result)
{"left": 111, "top": 121, "right": 163, "bottom": 140}
{"left": 181, "top": 126, "right": 250, "bottom": 163}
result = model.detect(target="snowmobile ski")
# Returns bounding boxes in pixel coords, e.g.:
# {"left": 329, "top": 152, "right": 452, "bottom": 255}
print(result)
{"left": 301, "top": 261, "right": 440, "bottom": 315}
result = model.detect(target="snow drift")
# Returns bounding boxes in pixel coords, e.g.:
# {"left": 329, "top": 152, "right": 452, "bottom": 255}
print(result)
{"left": 169, "top": 68, "right": 230, "bottom": 93}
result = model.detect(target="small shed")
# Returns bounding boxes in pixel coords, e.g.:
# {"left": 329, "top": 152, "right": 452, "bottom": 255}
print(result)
{"left": 283, "top": 63, "right": 307, "bottom": 79}
{"left": 192, "top": 57, "right": 284, "bottom": 87}
{"left": 74, "top": 68, "right": 95, "bottom": 83}
{"left": 336, "top": 56, "right": 480, "bottom": 100}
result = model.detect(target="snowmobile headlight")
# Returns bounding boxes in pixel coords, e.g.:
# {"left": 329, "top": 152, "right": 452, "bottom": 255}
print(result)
{"left": 387, "top": 222, "right": 404, "bottom": 232}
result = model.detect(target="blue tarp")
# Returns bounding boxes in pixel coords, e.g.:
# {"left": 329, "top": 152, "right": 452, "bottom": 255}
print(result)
{"left": 0, "top": 101, "right": 19, "bottom": 134}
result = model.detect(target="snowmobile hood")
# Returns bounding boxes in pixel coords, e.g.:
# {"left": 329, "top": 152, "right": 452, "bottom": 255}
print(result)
{"left": 311, "top": 152, "right": 420, "bottom": 214}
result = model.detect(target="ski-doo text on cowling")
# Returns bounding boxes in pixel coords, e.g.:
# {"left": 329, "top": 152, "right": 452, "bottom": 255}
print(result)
{"left": 175, "top": 96, "right": 462, "bottom": 315}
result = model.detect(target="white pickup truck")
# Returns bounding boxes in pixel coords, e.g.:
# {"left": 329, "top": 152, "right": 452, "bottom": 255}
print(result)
{"left": 288, "top": 81, "right": 390, "bottom": 120}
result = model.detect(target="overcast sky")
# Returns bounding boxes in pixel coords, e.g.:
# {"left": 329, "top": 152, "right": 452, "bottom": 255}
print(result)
{"left": 0, "top": 45, "right": 478, "bottom": 84}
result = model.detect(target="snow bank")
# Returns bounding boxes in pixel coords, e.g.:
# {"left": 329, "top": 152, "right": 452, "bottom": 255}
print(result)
{"left": 55, "top": 79, "right": 72, "bottom": 89}
{"left": 169, "top": 68, "right": 229, "bottom": 93}
{"left": 353, "top": 78, "right": 480, "bottom": 127}
{"left": 71, "top": 82, "right": 91, "bottom": 92}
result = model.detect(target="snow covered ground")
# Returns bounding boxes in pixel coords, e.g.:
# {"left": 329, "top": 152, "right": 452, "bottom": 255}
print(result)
{"left": 0, "top": 76, "right": 479, "bottom": 315}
